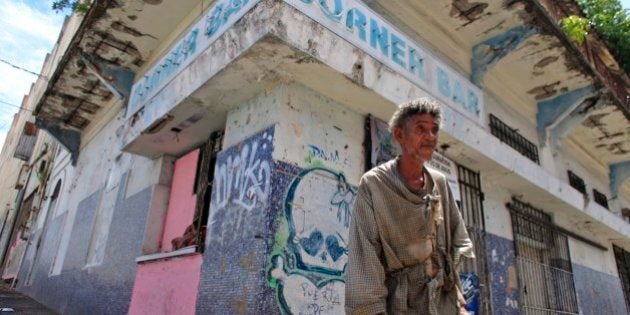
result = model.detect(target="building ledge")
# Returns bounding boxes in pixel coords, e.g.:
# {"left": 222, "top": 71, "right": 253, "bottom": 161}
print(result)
{"left": 135, "top": 246, "right": 198, "bottom": 263}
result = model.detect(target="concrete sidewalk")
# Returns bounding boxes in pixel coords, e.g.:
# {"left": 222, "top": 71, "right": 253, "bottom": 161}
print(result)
{"left": 0, "top": 283, "right": 56, "bottom": 314}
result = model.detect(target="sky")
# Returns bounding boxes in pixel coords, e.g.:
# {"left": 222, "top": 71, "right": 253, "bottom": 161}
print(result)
{"left": 0, "top": 1, "right": 628, "bottom": 151}
{"left": 0, "top": 0, "right": 67, "bottom": 150}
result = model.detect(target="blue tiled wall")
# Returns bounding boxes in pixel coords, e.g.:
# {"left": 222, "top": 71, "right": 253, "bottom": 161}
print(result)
{"left": 573, "top": 263, "right": 628, "bottom": 315}
{"left": 485, "top": 233, "right": 520, "bottom": 315}
{"left": 17, "top": 172, "right": 153, "bottom": 315}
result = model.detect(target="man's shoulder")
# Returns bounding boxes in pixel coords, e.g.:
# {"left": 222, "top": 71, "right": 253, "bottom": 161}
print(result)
{"left": 361, "top": 160, "right": 395, "bottom": 183}
{"left": 425, "top": 166, "right": 447, "bottom": 182}
{"left": 425, "top": 166, "right": 450, "bottom": 195}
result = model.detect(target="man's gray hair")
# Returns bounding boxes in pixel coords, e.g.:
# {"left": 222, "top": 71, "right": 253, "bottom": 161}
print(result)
{"left": 388, "top": 97, "right": 443, "bottom": 133}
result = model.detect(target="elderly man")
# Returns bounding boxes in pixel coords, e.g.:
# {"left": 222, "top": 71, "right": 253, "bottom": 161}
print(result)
{"left": 346, "top": 98, "right": 474, "bottom": 314}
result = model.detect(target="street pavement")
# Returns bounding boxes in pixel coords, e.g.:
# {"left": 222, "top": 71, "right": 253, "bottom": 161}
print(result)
{"left": 0, "top": 283, "right": 56, "bottom": 314}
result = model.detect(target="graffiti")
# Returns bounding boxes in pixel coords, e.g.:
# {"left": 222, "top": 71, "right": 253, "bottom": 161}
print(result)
{"left": 268, "top": 165, "right": 356, "bottom": 315}
{"left": 305, "top": 145, "right": 339, "bottom": 164}
{"left": 213, "top": 132, "right": 273, "bottom": 211}
{"left": 460, "top": 272, "right": 480, "bottom": 315}
{"left": 270, "top": 256, "right": 345, "bottom": 315}
{"left": 304, "top": 144, "right": 352, "bottom": 169}
{"left": 208, "top": 126, "right": 274, "bottom": 246}
{"left": 330, "top": 174, "right": 354, "bottom": 227}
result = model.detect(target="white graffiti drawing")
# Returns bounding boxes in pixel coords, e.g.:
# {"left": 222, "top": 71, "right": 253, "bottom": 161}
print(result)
{"left": 288, "top": 169, "right": 355, "bottom": 272}
{"left": 213, "top": 139, "right": 271, "bottom": 213}
{"left": 330, "top": 174, "right": 355, "bottom": 228}
{"left": 271, "top": 256, "right": 345, "bottom": 315}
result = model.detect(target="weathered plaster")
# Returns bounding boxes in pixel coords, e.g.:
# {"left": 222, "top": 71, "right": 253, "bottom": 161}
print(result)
{"left": 610, "top": 161, "right": 630, "bottom": 199}
{"left": 471, "top": 25, "right": 537, "bottom": 87}
{"left": 536, "top": 86, "right": 595, "bottom": 144}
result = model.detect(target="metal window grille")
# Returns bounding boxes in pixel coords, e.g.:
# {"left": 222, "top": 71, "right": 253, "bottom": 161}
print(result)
{"left": 194, "top": 130, "right": 223, "bottom": 252}
{"left": 457, "top": 165, "right": 491, "bottom": 315}
{"left": 508, "top": 198, "right": 579, "bottom": 315}
{"left": 489, "top": 114, "right": 540, "bottom": 164}
{"left": 613, "top": 245, "right": 630, "bottom": 313}
{"left": 567, "top": 171, "right": 586, "bottom": 194}
{"left": 592, "top": 189, "right": 609, "bottom": 210}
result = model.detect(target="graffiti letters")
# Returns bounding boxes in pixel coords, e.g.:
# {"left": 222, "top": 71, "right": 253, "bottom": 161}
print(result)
{"left": 214, "top": 140, "right": 271, "bottom": 211}
{"left": 304, "top": 144, "right": 353, "bottom": 169}
{"left": 208, "top": 127, "right": 274, "bottom": 246}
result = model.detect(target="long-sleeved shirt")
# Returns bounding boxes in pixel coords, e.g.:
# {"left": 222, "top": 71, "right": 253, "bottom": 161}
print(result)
{"left": 345, "top": 159, "right": 474, "bottom": 314}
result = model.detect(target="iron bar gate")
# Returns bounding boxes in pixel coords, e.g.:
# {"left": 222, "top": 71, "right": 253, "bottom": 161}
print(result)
{"left": 508, "top": 198, "right": 579, "bottom": 315}
{"left": 457, "top": 165, "right": 491, "bottom": 315}
{"left": 613, "top": 245, "right": 630, "bottom": 313}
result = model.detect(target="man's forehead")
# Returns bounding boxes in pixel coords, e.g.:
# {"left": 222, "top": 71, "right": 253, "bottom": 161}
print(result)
{"left": 407, "top": 114, "right": 438, "bottom": 124}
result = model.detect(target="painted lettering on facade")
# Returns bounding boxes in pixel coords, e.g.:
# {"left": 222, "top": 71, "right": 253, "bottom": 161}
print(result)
{"left": 129, "top": 0, "right": 485, "bottom": 125}
{"left": 127, "top": 0, "right": 262, "bottom": 116}
{"left": 285, "top": 0, "right": 485, "bottom": 125}
{"left": 269, "top": 166, "right": 356, "bottom": 315}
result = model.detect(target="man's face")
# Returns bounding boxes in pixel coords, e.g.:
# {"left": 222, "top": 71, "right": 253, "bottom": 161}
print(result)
{"left": 393, "top": 113, "right": 439, "bottom": 163}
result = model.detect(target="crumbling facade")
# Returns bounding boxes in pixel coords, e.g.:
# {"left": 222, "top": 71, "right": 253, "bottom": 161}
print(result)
{"left": 0, "top": 0, "right": 628, "bottom": 314}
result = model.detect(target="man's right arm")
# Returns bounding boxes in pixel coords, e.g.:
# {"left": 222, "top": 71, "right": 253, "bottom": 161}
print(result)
{"left": 345, "top": 183, "right": 388, "bottom": 315}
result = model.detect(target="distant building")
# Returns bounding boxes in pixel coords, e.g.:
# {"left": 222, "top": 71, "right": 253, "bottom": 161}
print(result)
{"left": 0, "top": 0, "right": 628, "bottom": 314}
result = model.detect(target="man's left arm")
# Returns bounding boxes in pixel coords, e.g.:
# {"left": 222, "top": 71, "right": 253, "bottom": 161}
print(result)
{"left": 445, "top": 184, "right": 474, "bottom": 267}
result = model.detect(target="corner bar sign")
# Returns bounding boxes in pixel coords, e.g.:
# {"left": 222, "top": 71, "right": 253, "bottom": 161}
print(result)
{"left": 127, "top": 0, "right": 262, "bottom": 117}
{"left": 285, "top": 0, "right": 485, "bottom": 126}
{"left": 127, "top": 0, "right": 485, "bottom": 127}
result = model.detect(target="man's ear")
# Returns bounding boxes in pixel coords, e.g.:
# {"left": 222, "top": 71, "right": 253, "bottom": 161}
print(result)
{"left": 392, "top": 126, "right": 404, "bottom": 143}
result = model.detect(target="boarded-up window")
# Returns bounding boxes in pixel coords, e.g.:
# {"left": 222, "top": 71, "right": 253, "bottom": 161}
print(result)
{"left": 165, "top": 130, "right": 223, "bottom": 253}
{"left": 14, "top": 122, "right": 38, "bottom": 161}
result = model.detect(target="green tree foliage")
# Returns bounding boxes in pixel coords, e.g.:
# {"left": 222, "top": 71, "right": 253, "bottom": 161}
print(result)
{"left": 562, "top": 0, "right": 630, "bottom": 73}
{"left": 52, "top": 0, "right": 90, "bottom": 14}
{"left": 561, "top": 15, "right": 591, "bottom": 45}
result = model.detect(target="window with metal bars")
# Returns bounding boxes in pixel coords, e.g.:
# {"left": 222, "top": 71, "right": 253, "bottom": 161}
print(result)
{"left": 508, "top": 198, "right": 579, "bottom": 315}
{"left": 457, "top": 165, "right": 491, "bottom": 314}
{"left": 489, "top": 114, "right": 540, "bottom": 164}
{"left": 592, "top": 189, "right": 609, "bottom": 210}
{"left": 613, "top": 245, "right": 630, "bottom": 313}
{"left": 567, "top": 170, "right": 586, "bottom": 194}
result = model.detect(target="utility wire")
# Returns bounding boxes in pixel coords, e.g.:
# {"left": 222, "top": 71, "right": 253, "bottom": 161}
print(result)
{"left": 0, "top": 99, "right": 33, "bottom": 113}
{"left": 0, "top": 58, "right": 48, "bottom": 80}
